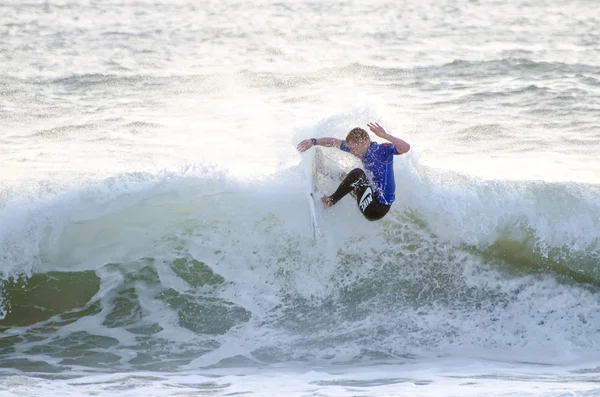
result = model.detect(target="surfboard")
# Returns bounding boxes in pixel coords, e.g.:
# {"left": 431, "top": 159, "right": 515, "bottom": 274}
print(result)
{"left": 307, "top": 148, "right": 324, "bottom": 240}
{"left": 306, "top": 147, "right": 349, "bottom": 240}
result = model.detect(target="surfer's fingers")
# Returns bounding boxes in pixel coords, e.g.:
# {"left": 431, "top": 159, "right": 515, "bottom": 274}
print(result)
{"left": 297, "top": 141, "right": 309, "bottom": 152}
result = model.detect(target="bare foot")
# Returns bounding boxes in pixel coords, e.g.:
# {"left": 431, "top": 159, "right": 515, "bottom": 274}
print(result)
{"left": 321, "top": 196, "right": 333, "bottom": 208}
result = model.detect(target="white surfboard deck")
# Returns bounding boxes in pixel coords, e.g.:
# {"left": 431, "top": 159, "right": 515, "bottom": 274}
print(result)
{"left": 308, "top": 191, "right": 323, "bottom": 240}
{"left": 307, "top": 148, "right": 324, "bottom": 240}
{"left": 306, "top": 147, "right": 347, "bottom": 240}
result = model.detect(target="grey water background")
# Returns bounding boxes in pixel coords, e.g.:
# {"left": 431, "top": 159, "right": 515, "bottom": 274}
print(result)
{"left": 1, "top": 0, "right": 600, "bottom": 396}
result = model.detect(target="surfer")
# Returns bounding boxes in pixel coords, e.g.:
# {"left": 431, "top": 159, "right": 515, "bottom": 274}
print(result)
{"left": 297, "top": 122, "right": 410, "bottom": 221}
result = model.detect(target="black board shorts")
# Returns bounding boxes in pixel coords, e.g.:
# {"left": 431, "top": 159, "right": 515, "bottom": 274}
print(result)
{"left": 329, "top": 168, "right": 391, "bottom": 221}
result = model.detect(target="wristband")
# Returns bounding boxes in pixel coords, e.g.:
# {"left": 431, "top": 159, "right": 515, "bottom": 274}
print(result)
{"left": 311, "top": 138, "right": 317, "bottom": 145}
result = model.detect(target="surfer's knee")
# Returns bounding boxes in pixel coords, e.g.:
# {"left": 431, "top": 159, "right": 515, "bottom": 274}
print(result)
{"left": 347, "top": 168, "right": 366, "bottom": 181}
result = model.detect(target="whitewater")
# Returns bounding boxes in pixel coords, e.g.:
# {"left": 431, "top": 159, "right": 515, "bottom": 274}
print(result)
{"left": 1, "top": 0, "right": 600, "bottom": 396}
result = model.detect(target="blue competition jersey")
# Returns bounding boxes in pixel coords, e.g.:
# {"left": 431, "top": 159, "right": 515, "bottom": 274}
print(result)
{"left": 341, "top": 141, "right": 400, "bottom": 204}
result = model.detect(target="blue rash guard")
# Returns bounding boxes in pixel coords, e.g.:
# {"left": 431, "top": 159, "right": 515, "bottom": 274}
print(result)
{"left": 340, "top": 141, "right": 400, "bottom": 205}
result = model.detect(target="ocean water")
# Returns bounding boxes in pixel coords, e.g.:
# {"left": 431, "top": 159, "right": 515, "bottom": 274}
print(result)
{"left": 2, "top": 0, "right": 600, "bottom": 396}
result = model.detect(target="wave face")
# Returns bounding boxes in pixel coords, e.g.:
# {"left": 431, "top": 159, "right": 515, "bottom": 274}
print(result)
{"left": 1, "top": 155, "right": 600, "bottom": 373}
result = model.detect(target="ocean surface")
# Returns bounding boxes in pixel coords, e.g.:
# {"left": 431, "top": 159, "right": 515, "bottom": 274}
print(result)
{"left": 2, "top": 0, "right": 600, "bottom": 396}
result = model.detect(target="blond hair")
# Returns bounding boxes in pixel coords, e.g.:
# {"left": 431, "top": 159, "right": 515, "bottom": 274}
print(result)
{"left": 345, "top": 127, "right": 369, "bottom": 144}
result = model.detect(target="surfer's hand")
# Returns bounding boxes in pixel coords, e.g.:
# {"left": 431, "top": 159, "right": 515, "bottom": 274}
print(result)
{"left": 297, "top": 139, "right": 314, "bottom": 153}
{"left": 321, "top": 196, "right": 333, "bottom": 208}
{"left": 367, "top": 122, "right": 388, "bottom": 139}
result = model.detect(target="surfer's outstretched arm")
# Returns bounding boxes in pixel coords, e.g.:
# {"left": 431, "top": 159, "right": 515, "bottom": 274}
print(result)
{"left": 367, "top": 122, "right": 410, "bottom": 154}
{"left": 297, "top": 137, "right": 342, "bottom": 152}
